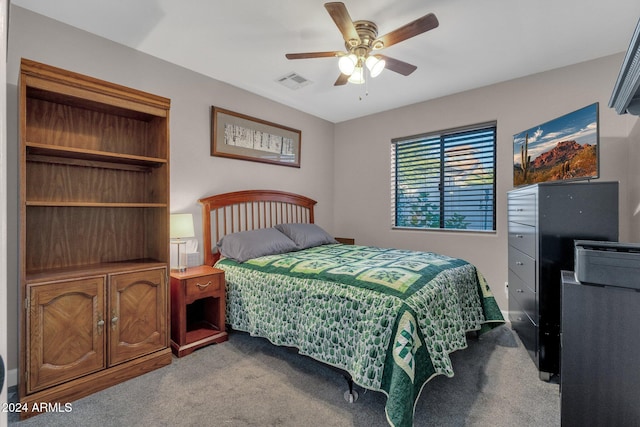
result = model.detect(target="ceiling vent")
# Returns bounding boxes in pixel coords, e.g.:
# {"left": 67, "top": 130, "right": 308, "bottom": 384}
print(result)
{"left": 276, "top": 72, "right": 312, "bottom": 90}
{"left": 610, "top": 18, "right": 640, "bottom": 115}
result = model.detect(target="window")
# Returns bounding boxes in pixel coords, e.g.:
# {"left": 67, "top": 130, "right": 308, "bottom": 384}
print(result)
{"left": 391, "top": 123, "right": 496, "bottom": 231}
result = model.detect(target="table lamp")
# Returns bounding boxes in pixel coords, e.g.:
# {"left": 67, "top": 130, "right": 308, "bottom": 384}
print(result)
{"left": 170, "top": 213, "right": 195, "bottom": 272}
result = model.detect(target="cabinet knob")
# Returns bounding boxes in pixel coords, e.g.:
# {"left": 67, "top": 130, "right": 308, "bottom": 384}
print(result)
{"left": 111, "top": 311, "right": 119, "bottom": 330}
{"left": 195, "top": 280, "right": 212, "bottom": 289}
{"left": 516, "top": 234, "right": 524, "bottom": 239}
{"left": 516, "top": 289, "right": 524, "bottom": 293}
{"left": 515, "top": 261, "right": 524, "bottom": 266}
{"left": 97, "top": 314, "right": 105, "bottom": 335}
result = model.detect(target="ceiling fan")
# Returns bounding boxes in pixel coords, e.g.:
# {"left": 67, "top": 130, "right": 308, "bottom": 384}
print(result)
{"left": 285, "top": 2, "right": 439, "bottom": 86}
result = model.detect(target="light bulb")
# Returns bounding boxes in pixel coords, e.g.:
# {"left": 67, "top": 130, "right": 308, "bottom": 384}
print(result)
{"left": 365, "top": 55, "right": 386, "bottom": 78}
{"left": 338, "top": 54, "right": 357, "bottom": 76}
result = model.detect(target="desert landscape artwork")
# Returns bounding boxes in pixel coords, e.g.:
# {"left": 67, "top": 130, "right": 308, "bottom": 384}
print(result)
{"left": 513, "top": 103, "right": 598, "bottom": 186}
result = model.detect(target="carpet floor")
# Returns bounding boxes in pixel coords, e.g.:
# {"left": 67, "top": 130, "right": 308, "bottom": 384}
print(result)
{"left": 9, "top": 324, "right": 560, "bottom": 426}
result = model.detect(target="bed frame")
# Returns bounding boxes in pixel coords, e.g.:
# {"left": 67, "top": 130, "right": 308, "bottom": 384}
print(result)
{"left": 198, "top": 189, "right": 317, "bottom": 265}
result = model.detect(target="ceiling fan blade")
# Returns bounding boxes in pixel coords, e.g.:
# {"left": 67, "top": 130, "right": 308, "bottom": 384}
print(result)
{"left": 334, "top": 73, "right": 349, "bottom": 86}
{"left": 286, "top": 51, "right": 342, "bottom": 60}
{"left": 377, "top": 55, "right": 417, "bottom": 76}
{"left": 375, "top": 13, "right": 439, "bottom": 49}
{"left": 324, "top": 2, "right": 361, "bottom": 45}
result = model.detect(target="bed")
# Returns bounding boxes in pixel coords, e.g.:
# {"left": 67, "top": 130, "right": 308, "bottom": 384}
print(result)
{"left": 199, "top": 189, "right": 504, "bottom": 427}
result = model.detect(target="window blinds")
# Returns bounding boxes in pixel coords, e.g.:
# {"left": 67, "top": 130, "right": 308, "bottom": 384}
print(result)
{"left": 391, "top": 123, "right": 496, "bottom": 231}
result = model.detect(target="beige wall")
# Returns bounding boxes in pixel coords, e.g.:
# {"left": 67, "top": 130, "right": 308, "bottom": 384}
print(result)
{"left": 333, "top": 53, "right": 638, "bottom": 311}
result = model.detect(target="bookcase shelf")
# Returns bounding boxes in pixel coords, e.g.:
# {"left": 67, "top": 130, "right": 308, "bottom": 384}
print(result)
{"left": 26, "top": 141, "right": 167, "bottom": 169}
{"left": 26, "top": 201, "right": 167, "bottom": 207}
{"left": 25, "top": 259, "right": 167, "bottom": 284}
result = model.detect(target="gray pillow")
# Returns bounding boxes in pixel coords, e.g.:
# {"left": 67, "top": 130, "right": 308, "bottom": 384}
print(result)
{"left": 275, "top": 223, "right": 338, "bottom": 250}
{"left": 217, "top": 228, "right": 298, "bottom": 263}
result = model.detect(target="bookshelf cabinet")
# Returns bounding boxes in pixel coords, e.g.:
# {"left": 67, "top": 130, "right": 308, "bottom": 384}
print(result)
{"left": 19, "top": 59, "right": 172, "bottom": 417}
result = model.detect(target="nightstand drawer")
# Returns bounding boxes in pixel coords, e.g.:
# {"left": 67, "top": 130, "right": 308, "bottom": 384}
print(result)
{"left": 185, "top": 274, "right": 222, "bottom": 300}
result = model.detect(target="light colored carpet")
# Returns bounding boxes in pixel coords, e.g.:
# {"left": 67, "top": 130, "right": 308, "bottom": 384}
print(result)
{"left": 9, "top": 324, "right": 560, "bottom": 426}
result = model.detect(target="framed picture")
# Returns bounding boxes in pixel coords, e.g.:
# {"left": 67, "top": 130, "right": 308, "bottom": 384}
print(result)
{"left": 211, "top": 106, "right": 301, "bottom": 168}
{"left": 513, "top": 103, "right": 599, "bottom": 187}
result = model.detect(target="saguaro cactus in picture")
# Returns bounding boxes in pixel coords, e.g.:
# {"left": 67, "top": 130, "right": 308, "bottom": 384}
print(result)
{"left": 520, "top": 132, "right": 531, "bottom": 182}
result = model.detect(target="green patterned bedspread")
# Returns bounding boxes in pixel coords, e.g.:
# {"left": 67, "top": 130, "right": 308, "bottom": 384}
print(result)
{"left": 216, "top": 244, "right": 503, "bottom": 427}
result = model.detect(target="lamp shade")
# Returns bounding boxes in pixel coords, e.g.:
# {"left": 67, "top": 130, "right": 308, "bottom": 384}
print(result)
{"left": 338, "top": 54, "right": 357, "bottom": 76}
{"left": 347, "top": 66, "right": 365, "bottom": 84}
{"left": 365, "top": 55, "right": 386, "bottom": 78}
{"left": 170, "top": 213, "right": 195, "bottom": 239}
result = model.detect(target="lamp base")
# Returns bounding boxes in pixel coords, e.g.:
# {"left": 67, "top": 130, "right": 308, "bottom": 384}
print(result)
{"left": 170, "top": 240, "right": 188, "bottom": 273}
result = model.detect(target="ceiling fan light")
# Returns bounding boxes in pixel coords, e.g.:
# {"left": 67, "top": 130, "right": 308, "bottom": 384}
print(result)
{"left": 338, "top": 54, "right": 357, "bottom": 76}
{"left": 347, "top": 66, "right": 365, "bottom": 84}
{"left": 366, "top": 55, "right": 386, "bottom": 78}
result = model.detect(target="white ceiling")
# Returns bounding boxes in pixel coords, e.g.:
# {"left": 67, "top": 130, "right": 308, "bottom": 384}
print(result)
{"left": 11, "top": 0, "right": 640, "bottom": 123}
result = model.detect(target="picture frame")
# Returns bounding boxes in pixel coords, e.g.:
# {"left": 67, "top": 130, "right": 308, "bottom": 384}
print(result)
{"left": 211, "top": 106, "right": 301, "bottom": 168}
{"left": 513, "top": 102, "right": 599, "bottom": 187}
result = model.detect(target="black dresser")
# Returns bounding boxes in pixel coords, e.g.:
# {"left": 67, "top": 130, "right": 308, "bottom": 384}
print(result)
{"left": 507, "top": 181, "right": 618, "bottom": 380}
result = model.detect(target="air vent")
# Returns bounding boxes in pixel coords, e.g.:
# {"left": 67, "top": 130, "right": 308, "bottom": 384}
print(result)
{"left": 276, "top": 72, "right": 312, "bottom": 90}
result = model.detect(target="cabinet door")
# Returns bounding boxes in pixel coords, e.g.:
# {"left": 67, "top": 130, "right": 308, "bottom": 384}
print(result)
{"left": 108, "top": 268, "right": 167, "bottom": 366}
{"left": 27, "top": 277, "right": 107, "bottom": 393}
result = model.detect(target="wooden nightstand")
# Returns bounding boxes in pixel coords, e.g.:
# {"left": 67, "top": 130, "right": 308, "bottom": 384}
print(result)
{"left": 170, "top": 265, "right": 228, "bottom": 357}
{"left": 335, "top": 237, "right": 355, "bottom": 245}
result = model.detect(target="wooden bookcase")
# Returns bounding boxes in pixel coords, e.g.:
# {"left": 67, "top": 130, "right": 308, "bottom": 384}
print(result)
{"left": 18, "top": 59, "right": 172, "bottom": 417}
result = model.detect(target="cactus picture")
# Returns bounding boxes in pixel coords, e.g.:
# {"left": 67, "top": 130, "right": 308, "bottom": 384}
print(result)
{"left": 513, "top": 103, "right": 598, "bottom": 186}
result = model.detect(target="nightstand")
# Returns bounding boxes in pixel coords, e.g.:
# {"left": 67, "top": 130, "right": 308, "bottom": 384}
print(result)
{"left": 170, "top": 265, "right": 228, "bottom": 357}
{"left": 335, "top": 237, "right": 355, "bottom": 245}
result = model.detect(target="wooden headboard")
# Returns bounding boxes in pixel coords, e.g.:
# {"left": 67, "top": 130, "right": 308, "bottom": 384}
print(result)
{"left": 198, "top": 190, "right": 317, "bottom": 265}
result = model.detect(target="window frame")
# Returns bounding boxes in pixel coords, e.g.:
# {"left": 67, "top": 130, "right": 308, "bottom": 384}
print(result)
{"left": 391, "top": 121, "right": 497, "bottom": 233}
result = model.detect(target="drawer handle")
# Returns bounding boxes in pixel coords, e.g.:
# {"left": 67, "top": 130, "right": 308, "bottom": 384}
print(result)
{"left": 516, "top": 208, "right": 524, "bottom": 212}
{"left": 196, "top": 281, "right": 212, "bottom": 289}
{"left": 516, "top": 289, "right": 524, "bottom": 293}
{"left": 516, "top": 234, "right": 524, "bottom": 238}
{"left": 515, "top": 261, "right": 524, "bottom": 266}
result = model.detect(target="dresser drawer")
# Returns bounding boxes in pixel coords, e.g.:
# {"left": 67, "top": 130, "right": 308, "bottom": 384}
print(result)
{"left": 508, "top": 247, "right": 536, "bottom": 288}
{"left": 508, "top": 222, "right": 536, "bottom": 257}
{"left": 509, "top": 293, "right": 537, "bottom": 363}
{"left": 509, "top": 269, "right": 536, "bottom": 319}
{"left": 185, "top": 273, "right": 223, "bottom": 301}
{"left": 508, "top": 193, "right": 536, "bottom": 226}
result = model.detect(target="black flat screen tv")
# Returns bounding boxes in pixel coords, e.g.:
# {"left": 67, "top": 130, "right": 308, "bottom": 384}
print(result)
{"left": 513, "top": 102, "right": 599, "bottom": 187}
